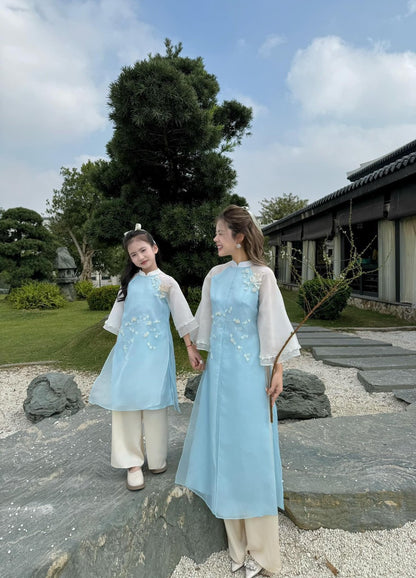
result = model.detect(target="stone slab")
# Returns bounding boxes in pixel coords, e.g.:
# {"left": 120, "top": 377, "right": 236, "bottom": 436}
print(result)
{"left": 0, "top": 405, "right": 226, "bottom": 578}
{"left": 298, "top": 338, "right": 388, "bottom": 348}
{"left": 292, "top": 325, "right": 332, "bottom": 333}
{"left": 321, "top": 356, "right": 416, "bottom": 370}
{"left": 312, "top": 345, "right": 415, "bottom": 360}
{"left": 357, "top": 369, "right": 416, "bottom": 392}
{"left": 279, "top": 412, "right": 416, "bottom": 531}
{"left": 394, "top": 389, "right": 416, "bottom": 404}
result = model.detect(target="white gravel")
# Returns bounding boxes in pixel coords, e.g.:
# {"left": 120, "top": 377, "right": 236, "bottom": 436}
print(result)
{"left": 1, "top": 330, "right": 415, "bottom": 577}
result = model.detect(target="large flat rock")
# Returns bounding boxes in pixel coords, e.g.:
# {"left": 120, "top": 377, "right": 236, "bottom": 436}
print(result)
{"left": 321, "top": 355, "right": 416, "bottom": 370}
{"left": 279, "top": 412, "right": 416, "bottom": 531}
{"left": 312, "top": 345, "right": 415, "bottom": 360}
{"left": 0, "top": 405, "right": 226, "bottom": 578}
{"left": 357, "top": 369, "right": 416, "bottom": 392}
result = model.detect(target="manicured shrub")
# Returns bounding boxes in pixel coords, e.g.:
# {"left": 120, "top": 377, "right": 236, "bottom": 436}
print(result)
{"left": 8, "top": 282, "right": 66, "bottom": 310}
{"left": 74, "top": 280, "right": 94, "bottom": 300}
{"left": 87, "top": 285, "right": 120, "bottom": 311}
{"left": 297, "top": 277, "right": 351, "bottom": 320}
{"left": 186, "top": 286, "right": 202, "bottom": 314}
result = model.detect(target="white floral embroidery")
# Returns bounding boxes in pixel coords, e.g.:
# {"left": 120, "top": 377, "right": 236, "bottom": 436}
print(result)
{"left": 242, "top": 268, "right": 262, "bottom": 293}
{"left": 151, "top": 275, "right": 170, "bottom": 300}
{"left": 120, "top": 313, "right": 161, "bottom": 351}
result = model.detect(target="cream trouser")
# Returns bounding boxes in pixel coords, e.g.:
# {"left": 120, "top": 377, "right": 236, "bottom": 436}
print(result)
{"left": 224, "top": 515, "right": 281, "bottom": 574}
{"left": 111, "top": 409, "right": 168, "bottom": 470}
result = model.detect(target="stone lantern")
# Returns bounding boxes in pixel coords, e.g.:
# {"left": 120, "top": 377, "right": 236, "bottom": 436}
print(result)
{"left": 55, "top": 247, "right": 78, "bottom": 301}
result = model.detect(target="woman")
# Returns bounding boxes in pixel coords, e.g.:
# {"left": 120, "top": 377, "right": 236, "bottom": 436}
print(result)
{"left": 176, "top": 206, "right": 300, "bottom": 577}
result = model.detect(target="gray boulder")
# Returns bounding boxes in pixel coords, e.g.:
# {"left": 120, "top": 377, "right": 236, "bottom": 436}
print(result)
{"left": 184, "top": 373, "right": 201, "bottom": 401}
{"left": 23, "top": 372, "right": 85, "bottom": 423}
{"left": 277, "top": 369, "right": 331, "bottom": 420}
{"left": 185, "top": 369, "right": 331, "bottom": 421}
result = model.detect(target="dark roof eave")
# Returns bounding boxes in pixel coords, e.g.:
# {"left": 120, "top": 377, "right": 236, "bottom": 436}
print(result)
{"left": 262, "top": 154, "right": 416, "bottom": 235}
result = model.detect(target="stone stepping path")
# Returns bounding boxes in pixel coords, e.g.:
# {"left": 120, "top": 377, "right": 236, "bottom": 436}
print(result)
{"left": 358, "top": 368, "right": 416, "bottom": 392}
{"left": 312, "top": 345, "right": 415, "bottom": 359}
{"left": 295, "top": 327, "right": 416, "bottom": 391}
{"left": 299, "top": 337, "right": 388, "bottom": 347}
{"left": 322, "top": 355, "right": 416, "bottom": 370}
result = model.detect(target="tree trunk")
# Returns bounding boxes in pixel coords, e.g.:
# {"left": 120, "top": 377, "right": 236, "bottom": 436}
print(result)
{"left": 67, "top": 229, "right": 94, "bottom": 281}
{"left": 80, "top": 250, "right": 94, "bottom": 281}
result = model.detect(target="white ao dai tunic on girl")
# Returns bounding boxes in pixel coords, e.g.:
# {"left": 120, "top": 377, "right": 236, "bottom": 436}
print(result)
{"left": 89, "top": 269, "right": 197, "bottom": 412}
{"left": 175, "top": 261, "right": 300, "bottom": 519}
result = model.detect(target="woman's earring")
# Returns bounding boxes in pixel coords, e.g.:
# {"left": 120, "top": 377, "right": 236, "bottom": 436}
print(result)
{"left": 236, "top": 243, "right": 241, "bottom": 249}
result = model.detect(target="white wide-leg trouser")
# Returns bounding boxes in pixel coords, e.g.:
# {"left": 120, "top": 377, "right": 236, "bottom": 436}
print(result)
{"left": 224, "top": 515, "right": 281, "bottom": 574}
{"left": 111, "top": 408, "right": 168, "bottom": 470}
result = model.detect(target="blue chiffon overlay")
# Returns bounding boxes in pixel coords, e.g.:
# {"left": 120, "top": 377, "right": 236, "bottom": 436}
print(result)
{"left": 176, "top": 262, "right": 294, "bottom": 519}
{"left": 89, "top": 273, "right": 179, "bottom": 411}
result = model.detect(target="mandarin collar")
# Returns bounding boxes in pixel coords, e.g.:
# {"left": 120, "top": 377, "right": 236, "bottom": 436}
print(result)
{"left": 138, "top": 268, "right": 160, "bottom": 277}
{"left": 230, "top": 260, "right": 251, "bottom": 268}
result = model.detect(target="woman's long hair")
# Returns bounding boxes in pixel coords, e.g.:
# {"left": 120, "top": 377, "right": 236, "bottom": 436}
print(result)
{"left": 118, "top": 229, "right": 157, "bottom": 301}
{"left": 217, "top": 205, "right": 266, "bottom": 266}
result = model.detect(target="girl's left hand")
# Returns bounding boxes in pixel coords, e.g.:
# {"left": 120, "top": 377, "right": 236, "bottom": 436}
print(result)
{"left": 187, "top": 345, "right": 205, "bottom": 371}
{"left": 266, "top": 363, "right": 283, "bottom": 405}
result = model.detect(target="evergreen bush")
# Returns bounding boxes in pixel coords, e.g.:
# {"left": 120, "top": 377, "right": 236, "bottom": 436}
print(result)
{"left": 186, "top": 286, "right": 202, "bottom": 314}
{"left": 74, "top": 280, "right": 94, "bottom": 300}
{"left": 297, "top": 277, "right": 351, "bottom": 320}
{"left": 8, "top": 282, "right": 66, "bottom": 310}
{"left": 87, "top": 285, "right": 119, "bottom": 311}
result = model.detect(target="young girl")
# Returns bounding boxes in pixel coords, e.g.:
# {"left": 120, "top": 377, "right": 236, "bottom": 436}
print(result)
{"left": 89, "top": 225, "right": 202, "bottom": 491}
{"left": 175, "top": 206, "right": 300, "bottom": 577}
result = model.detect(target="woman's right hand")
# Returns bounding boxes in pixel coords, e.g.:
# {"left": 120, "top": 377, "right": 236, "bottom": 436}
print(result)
{"left": 187, "top": 345, "right": 205, "bottom": 371}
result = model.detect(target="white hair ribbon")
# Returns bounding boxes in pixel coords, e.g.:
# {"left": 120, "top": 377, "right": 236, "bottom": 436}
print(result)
{"left": 124, "top": 223, "right": 142, "bottom": 236}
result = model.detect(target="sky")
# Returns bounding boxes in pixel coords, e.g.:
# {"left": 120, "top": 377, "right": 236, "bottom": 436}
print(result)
{"left": 2, "top": 0, "right": 416, "bottom": 218}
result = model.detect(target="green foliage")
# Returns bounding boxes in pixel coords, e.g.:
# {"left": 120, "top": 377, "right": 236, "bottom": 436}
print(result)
{"left": 0, "top": 207, "right": 56, "bottom": 288}
{"left": 47, "top": 161, "right": 110, "bottom": 280}
{"left": 297, "top": 277, "right": 352, "bottom": 320}
{"left": 259, "top": 193, "right": 309, "bottom": 224}
{"left": 8, "top": 282, "right": 66, "bottom": 310}
{"left": 87, "top": 285, "right": 120, "bottom": 311}
{"left": 186, "top": 286, "right": 202, "bottom": 314}
{"left": 74, "top": 280, "right": 94, "bottom": 299}
{"left": 92, "top": 39, "right": 252, "bottom": 288}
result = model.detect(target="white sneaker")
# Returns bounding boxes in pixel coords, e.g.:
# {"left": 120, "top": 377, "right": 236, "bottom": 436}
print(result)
{"left": 126, "top": 467, "right": 144, "bottom": 491}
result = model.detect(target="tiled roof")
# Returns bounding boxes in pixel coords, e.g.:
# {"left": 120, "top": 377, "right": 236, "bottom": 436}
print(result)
{"left": 263, "top": 145, "right": 416, "bottom": 234}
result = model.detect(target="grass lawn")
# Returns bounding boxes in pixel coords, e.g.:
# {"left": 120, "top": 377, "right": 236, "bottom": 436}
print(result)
{"left": 0, "top": 291, "right": 413, "bottom": 374}
{"left": 280, "top": 288, "right": 415, "bottom": 329}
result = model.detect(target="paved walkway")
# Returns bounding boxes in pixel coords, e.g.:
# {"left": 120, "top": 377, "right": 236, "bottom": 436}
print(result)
{"left": 295, "top": 326, "right": 416, "bottom": 393}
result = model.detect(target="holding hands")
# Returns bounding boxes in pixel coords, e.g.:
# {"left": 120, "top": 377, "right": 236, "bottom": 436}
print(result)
{"left": 186, "top": 343, "right": 205, "bottom": 371}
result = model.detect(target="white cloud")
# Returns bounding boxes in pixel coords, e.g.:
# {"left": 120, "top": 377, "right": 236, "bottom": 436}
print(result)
{"left": 407, "top": 1, "right": 416, "bottom": 15}
{"left": 73, "top": 154, "right": 108, "bottom": 168}
{"left": 258, "top": 34, "right": 286, "bottom": 58}
{"left": 287, "top": 36, "right": 416, "bottom": 125}
{"left": 0, "top": 0, "right": 161, "bottom": 147}
{"left": 0, "top": 158, "right": 62, "bottom": 216}
{"left": 232, "top": 122, "right": 416, "bottom": 215}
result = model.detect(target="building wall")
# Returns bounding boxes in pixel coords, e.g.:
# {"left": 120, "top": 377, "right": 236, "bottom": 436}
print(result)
{"left": 400, "top": 215, "right": 416, "bottom": 306}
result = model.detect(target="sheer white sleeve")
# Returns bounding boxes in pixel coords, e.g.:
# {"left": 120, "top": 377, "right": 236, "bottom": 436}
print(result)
{"left": 103, "top": 290, "right": 124, "bottom": 335}
{"left": 165, "top": 277, "right": 198, "bottom": 338}
{"left": 189, "top": 268, "right": 215, "bottom": 351}
{"left": 257, "top": 267, "right": 301, "bottom": 365}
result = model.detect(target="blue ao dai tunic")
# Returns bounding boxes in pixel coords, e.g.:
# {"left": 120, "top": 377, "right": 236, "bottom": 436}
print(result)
{"left": 89, "top": 269, "right": 197, "bottom": 412}
{"left": 175, "top": 261, "right": 300, "bottom": 519}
